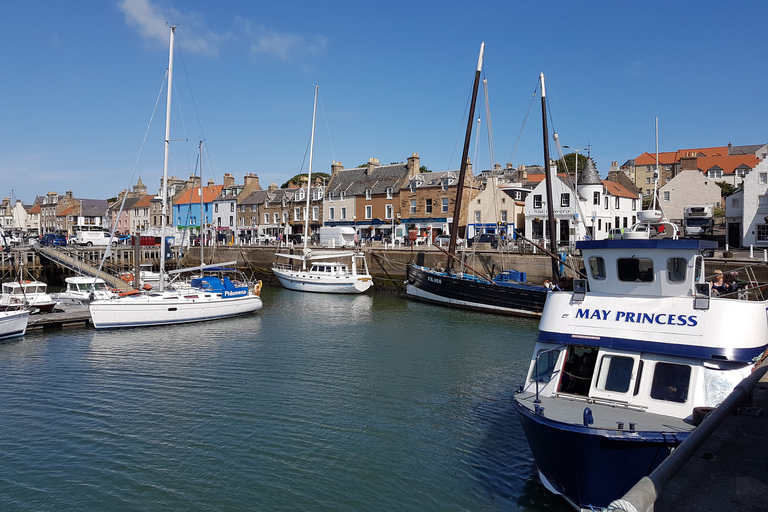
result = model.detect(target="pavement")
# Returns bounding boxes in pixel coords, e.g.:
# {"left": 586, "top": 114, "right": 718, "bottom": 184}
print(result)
{"left": 655, "top": 366, "right": 768, "bottom": 511}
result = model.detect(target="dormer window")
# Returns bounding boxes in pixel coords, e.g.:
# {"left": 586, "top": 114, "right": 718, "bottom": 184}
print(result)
{"left": 282, "top": 199, "right": 287, "bottom": 208}
{"left": 365, "top": 188, "right": 372, "bottom": 200}
{"left": 340, "top": 191, "right": 346, "bottom": 201}
{"left": 328, "top": 192, "right": 334, "bottom": 202}
{"left": 441, "top": 179, "right": 448, "bottom": 191}
{"left": 386, "top": 187, "right": 393, "bottom": 199}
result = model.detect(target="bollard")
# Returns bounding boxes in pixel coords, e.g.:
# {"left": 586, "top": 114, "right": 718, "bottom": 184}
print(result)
{"left": 765, "top": 250, "right": 767, "bottom": 263}
{"left": 750, "top": 245, "right": 754, "bottom": 258}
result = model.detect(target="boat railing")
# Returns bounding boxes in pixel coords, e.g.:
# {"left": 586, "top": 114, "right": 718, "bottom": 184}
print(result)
{"left": 272, "top": 262, "right": 298, "bottom": 272}
{"left": 707, "top": 263, "right": 768, "bottom": 301}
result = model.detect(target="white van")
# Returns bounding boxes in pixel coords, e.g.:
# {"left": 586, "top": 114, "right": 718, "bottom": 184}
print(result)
{"left": 75, "top": 231, "right": 112, "bottom": 247}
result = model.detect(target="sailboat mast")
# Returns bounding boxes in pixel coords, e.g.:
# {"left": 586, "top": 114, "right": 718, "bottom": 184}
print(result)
{"left": 199, "top": 139, "right": 204, "bottom": 266}
{"left": 540, "top": 73, "right": 559, "bottom": 283}
{"left": 159, "top": 25, "right": 175, "bottom": 292}
{"left": 302, "top": 84, "right": 318, "bottom": 270}
{"left": 447, "top": 42, "right": 484, "bottom": 271}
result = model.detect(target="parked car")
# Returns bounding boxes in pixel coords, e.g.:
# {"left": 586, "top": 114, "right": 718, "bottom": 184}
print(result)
{"left": 256, "top": 233, "right": 276, "bottom": 244}
{"left": 433, "top": 234, "right": 464, "bottom": 247}
{"left": 466, "top": 233, "right": 499, "bottom": 249}
{"left": 2, "top": 233, "right": 21, "bottom": 247}
{"left": 41, "top": 233, "right": 67, "bottom": 246}
{"left": 608, "top": 228, "right": 624, "bottom": 240}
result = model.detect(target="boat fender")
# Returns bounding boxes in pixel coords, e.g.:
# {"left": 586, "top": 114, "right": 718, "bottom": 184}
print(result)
{"left": 582, "top": 407, "right": 594, "bottom": 426}
{"left": 118, "top": 289, "right": 140, "bottom": 297}
{"left": 254, "top": 280, "right": 262, "bottom": 296}
{"left": 143, "top": 284, "right": 152, "bottom": 291}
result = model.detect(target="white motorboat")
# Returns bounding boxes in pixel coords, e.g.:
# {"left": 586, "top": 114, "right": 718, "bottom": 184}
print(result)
{"left": 273, "top": 251, "right": 373, "bottom": 294}
{"left": 272, "top": 85, "right": 373, "bottom": 295}
{"left": 55, "top": 276, "right": 117, "bottom": 306}
{"left": 0, "top": 308, "right": 30, "bottom": 340}
{"left": 512, "top": 224, "right": 768, "bottom": 510}
{"left": 0, "top": 280, "right": 57, "bottom": 313}
{"left": 88, "top": 27, "right": 262, "bottom": 329}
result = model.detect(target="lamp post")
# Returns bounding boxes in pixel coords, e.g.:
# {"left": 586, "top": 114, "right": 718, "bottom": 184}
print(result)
{"left": 564, "top": 145, "right": 589, "bottom": 245}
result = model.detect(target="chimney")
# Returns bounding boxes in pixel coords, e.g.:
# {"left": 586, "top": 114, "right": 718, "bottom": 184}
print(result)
{"left": 506, "top": 162, "right": 514, "bottom": 171}
{"left": 407, "top": 153, "right": 420, "bottom": 177}
{"left": 243, "top": 173, "right": 262, "bottom": 190}
{"left": 223, "top": 173, "right": 235, "bottom": 188}
{"left": 331, "top": 161, "right": 344, "bottom": 178}
{"left": 494, "top": 163, "right": 501, "bottom": 172}
{"left": 268, "top": 182, "right": 279, "bottom": 192}
{"left": 680, "top": 154, "right": 698, "bottom": 171}
{"left": 208, "top": 179, "right": 215, "bottom": 187}
{"left": 465, "top": 157, "right": 472, "bottom": 175}
{"left": 366, "top": 157, "right": 381, "bottom": 175}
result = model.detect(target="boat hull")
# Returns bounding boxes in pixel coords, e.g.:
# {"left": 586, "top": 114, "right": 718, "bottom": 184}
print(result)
{"left": 273, "top": 269, "right": 372, "bottom": 294}
{"left": 513, "top": 397, "right": 684, "bottom": 510}
{"left": 405, "top": 265, "right": 546, "bottom": 317}
{"left": 0, "top": 301, "right": 56, "bottom": 314}
{"left": 0, "top": 309, "right": 30, "bottom": 339}
{"left": 89, "top": 294, "right": 263, "bottom": 329}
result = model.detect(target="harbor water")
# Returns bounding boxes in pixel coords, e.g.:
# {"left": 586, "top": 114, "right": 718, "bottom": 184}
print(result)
{"left": 0, "top": 287, "right": 569, "bottom": 511}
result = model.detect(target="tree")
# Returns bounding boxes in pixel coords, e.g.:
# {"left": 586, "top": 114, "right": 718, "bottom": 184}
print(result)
{"left": 556, "top": 152, "right": 595, "bottom": 176}
{"left": 281, "top": 172, "right": 331, "bottom": 189}
{"left": 419, "top": 165, "right": 431, "bottom": 173}
{"left": 715, "top": 181, "right": 736, "bottom": 198}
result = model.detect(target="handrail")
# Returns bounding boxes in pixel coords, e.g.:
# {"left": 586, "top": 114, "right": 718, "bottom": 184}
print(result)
{"left": 607, "top": 363, "right": 768, "bottom": 512}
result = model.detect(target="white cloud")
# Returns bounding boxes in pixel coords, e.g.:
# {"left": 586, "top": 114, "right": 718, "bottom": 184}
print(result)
{"left": 117, "top": 0, "right": 221, "bottom": 56}
{"left": 237, "top": 18, "right": 327, "bottom": 61}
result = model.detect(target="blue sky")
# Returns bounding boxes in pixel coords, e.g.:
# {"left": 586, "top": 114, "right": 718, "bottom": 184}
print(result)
{"left": 2, "top": 0, "right": 766, "bottom": 203}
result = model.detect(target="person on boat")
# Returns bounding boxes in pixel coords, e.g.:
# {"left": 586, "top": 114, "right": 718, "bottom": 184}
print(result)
{"left": 710, "top": 269, "right": 727, "bottom": 296}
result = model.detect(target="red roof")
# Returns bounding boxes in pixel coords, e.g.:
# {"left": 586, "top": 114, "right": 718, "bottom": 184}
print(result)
{"left": 174, "top": 185, "right": 224, "bottom": 205}
{"left": 132, "top": 195, "right": 152, "bottom": 208}
{"left": 602, "top": 180, "right": 637, "bottom": 199}
{"left": 695, "top": 155, "right": 759, "bottom": 174}
{"left": 634, "top": 147, "right": 729, "bottom": 166}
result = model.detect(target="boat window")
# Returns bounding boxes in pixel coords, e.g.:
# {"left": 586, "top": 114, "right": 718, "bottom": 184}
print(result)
{"left": 558, "top": 346, "right": 597, "bottom": 395}
{"left": 633, "top": 360, "right": 644, "bottom": 396}
{"left": 694, "top": 256, "right": 703, "bottom": 282}
{"left": 595, "top": 354, "right": 634, "bottom": 393}
{"left": 617, "top": 258, "right": 654, "bottom": 282}
{"left": 667, "top": 258, "right": 687, "bottom": 282}
{"left": 533, "top": 347, "right": 563, "bottom": 384}
{"left": 651, "top": 362, "right": 691, "bottom": 403}
{"left": 588, "top": 257, "right": 606, "bottom": 280}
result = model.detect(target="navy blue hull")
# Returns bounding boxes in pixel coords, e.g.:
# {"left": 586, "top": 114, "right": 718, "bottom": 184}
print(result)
{"left": 406, "top": 265, "right": 547, "bottom": 317}
{"left": 513, "top": 398, "right": 688, "bottom": 509}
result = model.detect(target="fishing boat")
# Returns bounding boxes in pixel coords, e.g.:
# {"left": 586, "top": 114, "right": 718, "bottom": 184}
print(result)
{"left": 272, "top": 85, "right": 373, "bottom": 295}
{"left": 55, "top": 276, "right": 117, "bottom": 307}
{"left": 406, "top": 49, "right": 555, "bottom": 317}
{"left": 512, "top": 217, "right": 768, "bottom": 509}
{"left": 0, "top": 280, "right": 57, "bottom": 313}
{"left": 0, "top": 308, "right": 30, "bottom": 340}
{"left": 89, "top": 26, "right": 262, "bottom": 329}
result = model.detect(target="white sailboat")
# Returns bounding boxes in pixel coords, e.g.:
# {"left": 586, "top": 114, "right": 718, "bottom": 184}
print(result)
{"left": 272, "top": 85, "right": 373, "bottom": 294}
{"left": 0, "top": 308, "right": 30, "bottom": 340}
{"left": 89, "top": 26, "right": 262, "bottom": 329}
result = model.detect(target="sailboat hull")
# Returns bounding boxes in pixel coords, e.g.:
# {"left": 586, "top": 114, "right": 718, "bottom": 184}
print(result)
{"left": 89, "top": 293, "right": 262, "bottom": 329}
{"left": 0, "top": 309, "right": 30, "bottom": 339}
{"left": 406, "top": 265, "right": 547, "bottom": 317}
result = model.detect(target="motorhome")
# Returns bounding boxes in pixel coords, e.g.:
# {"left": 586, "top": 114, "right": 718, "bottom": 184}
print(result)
{"left": 682, "top": 205, "right": 714, "bottom": 238}
{"left": 75, "top": 231, "right": 112, "bottom": 247}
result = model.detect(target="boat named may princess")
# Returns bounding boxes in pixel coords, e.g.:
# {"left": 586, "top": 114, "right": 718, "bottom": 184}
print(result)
{"left": 512, "top": 227, "right": 768, "bottom": 510}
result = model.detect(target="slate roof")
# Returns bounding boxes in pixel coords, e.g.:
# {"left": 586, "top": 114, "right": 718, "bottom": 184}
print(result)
{"left": 407, "top": 170, "right": 459, "bottom": 189}
{"left": 577, "top": 159, "right": 601, "bottom": 186}
{"left": 728, "top": 144, "right": 766, "bottom": 156}
{"left": 76, "top": 199, "right": 110, "bottom": 216}
{"left": 328, "top": 163, "right": 411, "bottom": 196}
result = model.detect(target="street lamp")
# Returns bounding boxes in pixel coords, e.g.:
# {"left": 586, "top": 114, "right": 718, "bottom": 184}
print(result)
{"left": 563, "top": 145, "right": 589, "bottom": 185}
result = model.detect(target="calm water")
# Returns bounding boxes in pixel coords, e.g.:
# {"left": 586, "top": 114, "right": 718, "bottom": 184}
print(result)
{"left": 0, "top": 287, "right": 569, "bottom": 512}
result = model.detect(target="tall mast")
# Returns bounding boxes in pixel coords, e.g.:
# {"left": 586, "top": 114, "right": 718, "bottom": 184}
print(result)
{"left": 199, "top": 139, "right": 204, "bottom": 266}
{"left": 303, "top": 84, "right": 319, "bottom": 270}
{"left": 540, "top": 73, "right": 559, "bottom": 283}
{"left": 159, "top": 25, "right": 175, "bottom": 292}
{"left": 447, "top": 42, "right": 484, "bottom": 271}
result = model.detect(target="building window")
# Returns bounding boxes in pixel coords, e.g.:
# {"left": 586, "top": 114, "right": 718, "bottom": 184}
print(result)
{"left": 759, "top": 196, "right": 768, "bottom": 211}
{"left": 229, "top": 215, "right": 233, "bottom": 226}
{"left": 758, "top": 225, "right": 768, "bottom": 243}
{"left": 760, "top": 173, "right": 768, "bottom": 184}
{"left": 442, "top": 198, "right": 449, "bottom": 213}
{"left": 425, "top": 199, "right": 432, "bottom": 214}
{"left": 707, "top": 169, "right": 723, "bottom": 179}
{"left": 441, "top": 179, "right": 448, "bottom": 191}
{"left": 560, "top": 193, "right": 570, "bottom": 207}
{"left": 230, "top": 203, "right": 234, "bottom": 212}
{"left": 365, "top": 205, "right": 372, "bottom": 219}
{"left": 410, "top": 199, "right": 417, "bottom": 214}
{"left": 732, "top": 198, "right": 740, "bottom": 208}
{"left": 604, "top": 196, "right": 609, "bottom": 209}
{"left": 593, "top": 191, "right": 600, "bottom": 205}
{"left": 632, "top": 199, "right": 637, "bottom": 211}
{"left": 533, "top": 195, "right": 542, "bottom": 208}
{"left": 294, "top": 207, "right": 301, "bottom": 220}
{"left": 215, "top": 204, "right": 219, "bottom": 213}
{"left": 282, "top": 211, "right": 288, "bottom": 223}
{"left": 329, "top": 207, "right": 335, "bottom": 220}
{"left": 615, "top": 197, "right": 620, "bottom": 209}
{"left": 340, "top": 191, "right": 346, "bottom": 201}
{"left": 646, "top": 177, "right": 651, "bottom": 184}
{"left": 386, "top": 187, "right": 393, "bottom": 199}
{"left": 385, "top": 204, "right": 393, "bottom": 220}
{"left": 264, "top": 213, "right": 270, "bottom": 224}
{"left": 501, "top": 210, "right": 508, "bottom": 222}
{"left": 328, "top": 192, "right": 333, "bottom": 202}
{"left": 365, "top": 188, "right": 372, "bottom": 200}
{"left": 475, "top": 211, "right": 481, "bottom": 223}
{"left": 341, "top": 207, "right": 347, "bottom": 220}
{"left": 663, "top": 191, "right": 670, "bottom": 201}
{"left": 312, "top": 206, "right": 319, "bottom": 221}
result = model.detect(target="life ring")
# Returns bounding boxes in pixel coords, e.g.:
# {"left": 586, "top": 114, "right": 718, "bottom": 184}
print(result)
{"left": 121, "top": 273, "right": 134, "bottom": 284}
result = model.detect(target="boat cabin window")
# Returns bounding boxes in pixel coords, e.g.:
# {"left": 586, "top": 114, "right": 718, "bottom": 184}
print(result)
{"left": 533, "top": 347, "right": 564, "bottom": 384}
{"left": 667, "top": 258, "right": 687, "bottom": 282}
{"left": 650, "top": 362, "right": 691, "bottom": 403}
{"left": 596, "top": 355, "right": 634, "bottom": 393}
{"left": 558, "top": 346, "right": 597, "bottom": 396}
{"left": 588, "top": 257, "right": 606, "bottom": 280}
{"left": 617, "top": 258, "right": 654, "bottom": 282}
{"left": 694, "top": 256, "right": 703, "bottom": 282}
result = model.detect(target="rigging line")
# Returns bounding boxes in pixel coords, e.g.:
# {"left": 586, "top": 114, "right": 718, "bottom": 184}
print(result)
{"left": 482, "top": 76, "right": 496, "bottom": 169}
{"left": 174, "top": 38, "right": 206, "bottom": 143}
{"left": 507, "top": 78, "right": 539, "bottom": 164}
{"left": 447, "top": 76, "right": 477, "bottom": 172}
{"left": 96, "top": 70, "right": 167, "bottom": 280}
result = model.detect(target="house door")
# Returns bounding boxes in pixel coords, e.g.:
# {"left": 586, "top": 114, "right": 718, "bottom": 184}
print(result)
{"left": 559, "top": 219, "right": 570, "bottom": 244}
{"left": 727, "top": 222, "right": 742, "bottom": 248}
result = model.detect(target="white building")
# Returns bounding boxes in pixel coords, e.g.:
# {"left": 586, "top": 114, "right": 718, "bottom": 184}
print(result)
{"left": 726, "top": 159, "right": 768, "bottom": 248}
{"left": 524, "top": 160, "right": 640, "bottom": 245}
{"left": 657, "top": 169, "right": 721, "bottom": 223}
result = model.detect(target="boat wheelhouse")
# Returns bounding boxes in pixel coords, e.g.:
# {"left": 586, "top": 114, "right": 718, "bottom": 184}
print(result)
{"left": 513, "top": 237, "right": 768, "bottom": 510}
{"left": 0, "top": 280, "right": 57, "bottom": 313}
